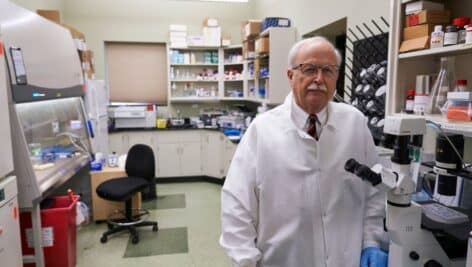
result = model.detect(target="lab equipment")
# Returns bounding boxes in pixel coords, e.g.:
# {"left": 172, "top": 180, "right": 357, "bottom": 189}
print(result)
{"left": 345, "top": 116, "right": 471, "bottom": 266}
{"left": 427, "top": 57, "right": 455, "bottom": 115}
{"left": 0, "top": 2, "right": 93, "bottom": 266}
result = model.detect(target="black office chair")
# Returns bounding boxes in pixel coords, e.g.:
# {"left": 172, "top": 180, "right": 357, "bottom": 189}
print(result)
{"left": 96, "top": 144, "right": 158, "bottom": 244}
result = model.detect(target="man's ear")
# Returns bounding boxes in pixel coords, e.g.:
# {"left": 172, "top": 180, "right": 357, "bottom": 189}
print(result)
{"left": 287, "top": 69, "right": 293, "bottom": 81}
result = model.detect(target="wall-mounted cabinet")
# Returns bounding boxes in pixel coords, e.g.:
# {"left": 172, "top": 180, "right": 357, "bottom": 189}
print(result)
{"left": 249, "top": 27, "right": 297, "bottom": 105}
{"left": 387, "top": 0, "right": 472, "bottom": 137}
{"left": 168, "top": 47, "right": 221, "bottom": 101}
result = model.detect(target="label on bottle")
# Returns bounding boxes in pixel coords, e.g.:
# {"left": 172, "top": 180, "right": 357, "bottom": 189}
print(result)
{"left": 431, "top": 32, "right": 444, "bottom": 48}
{"left": 444, "top": 32, "right": 459, "bottom": 46}
{"left": 459, "top": 30, "right": 467, "bottom": 44}
{"left": 406, "top": 99, "right": 415, "bottom": 112}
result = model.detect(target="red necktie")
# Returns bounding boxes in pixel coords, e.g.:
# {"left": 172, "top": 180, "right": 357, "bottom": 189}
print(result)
{"left": 307, "top": 115, "right": 318, "bottom": 140}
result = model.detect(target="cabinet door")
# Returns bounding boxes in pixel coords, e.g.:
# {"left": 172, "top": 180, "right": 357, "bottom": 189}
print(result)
{"left": 223, "top": 139, "right": 237, "bottom": 176}
{"left": 156, "top": 143, "right": 181, "bottom": 177}
{"left": 108, "top": 133, "right": 128, "bottom": 155}
{"left": 204, "top": 132, "right": 224, "bottom": 178}
{"left": 180, "top": 142, "right": 202, "bottom": 176}
{"left": 127, "top": 132, "right": 154, "bottom": 149}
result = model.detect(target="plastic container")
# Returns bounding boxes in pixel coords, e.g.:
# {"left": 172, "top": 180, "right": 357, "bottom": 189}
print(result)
{"left": 20, "top": 195, "right": 79, "bottom": 267}
{"left": 430, "top": 25, "right": 444, "bottom": 48}
{"left": 466, "top": 24, "right": 472, "bottom": 44}
{"left": 446, "top": 92, "right": 472, "bottom": 121}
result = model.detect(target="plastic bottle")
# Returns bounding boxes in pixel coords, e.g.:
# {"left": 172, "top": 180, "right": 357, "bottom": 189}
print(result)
{"left": 427, "top": 57, "right": 455, "bottom": 115}
{"left": 405, "top": 89, "right": 415, "bottom": 114}
{"left": 466, "top": 24, "right": 472, "bottom": 44}
{"left": 430, "top": 25, "right": 444, "bottom": 48}
{"left": 454, "top": 80, "right": 468, "bottom": 92}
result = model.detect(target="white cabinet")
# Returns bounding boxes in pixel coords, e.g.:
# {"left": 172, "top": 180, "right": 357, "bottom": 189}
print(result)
{"left": 223, "top": 138, "right": 238, "bottom": 175}
{"left": 387, "top": 0, "right": 472, "bottom": 137}
{"left": 109, "top": 130, "right": 237, "bottom": 178}
{"left": 154, "top": 130, "right": 202, "bottom": 177}
{"left": 202, "top": 131, "right": 225, "bottom": 178}
{"left": 155, "top": 143, "right": 181, "bottom": 177}
{"left": 108, "top": 131, "right": 154, "bottom": 154}
{"left": 108, "top": 132, "right": 128, "bottom": 155}
{"left": 250, "top": 27, "right": 297, "bottom": 105}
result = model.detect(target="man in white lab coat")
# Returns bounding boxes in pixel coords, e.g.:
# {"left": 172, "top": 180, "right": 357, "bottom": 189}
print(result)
{"left": 219, "top": 36, "right": 388, "bottom": 267}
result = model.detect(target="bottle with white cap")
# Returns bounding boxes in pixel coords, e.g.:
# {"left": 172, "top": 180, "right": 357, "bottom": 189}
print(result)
{"left": 431, "top": 25, "right": 444, "bottom": 49}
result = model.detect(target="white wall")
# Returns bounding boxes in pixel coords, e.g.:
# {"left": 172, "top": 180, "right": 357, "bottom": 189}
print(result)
{"left": 253, "top": 0, "right": 390, "bottom": 38}
{"left": 11, "top": 0, "right": 63, "bottom": 14}
{"left": 62, "top": 0, "right": 255, "bottom": 79}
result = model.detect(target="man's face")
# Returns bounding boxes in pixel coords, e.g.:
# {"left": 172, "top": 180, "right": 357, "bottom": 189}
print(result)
{"left": 287, "top": 41, "right": 339, "bottom": 115}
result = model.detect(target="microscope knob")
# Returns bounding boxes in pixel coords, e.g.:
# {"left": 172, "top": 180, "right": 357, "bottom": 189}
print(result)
{"left": 424, "top": 259, "right": 442, "bottom": 267}
{"left": 409, "top": 251, "right": 419, "bottom": 260}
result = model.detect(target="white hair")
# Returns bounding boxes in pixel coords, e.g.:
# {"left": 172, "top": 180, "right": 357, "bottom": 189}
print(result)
{"left": 287, "top": 36, "right": 342, "bottom": 68}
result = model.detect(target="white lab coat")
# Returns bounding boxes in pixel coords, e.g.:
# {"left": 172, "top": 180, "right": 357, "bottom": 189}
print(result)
{"left": 220, "top": 93, "right": 387, "bottom": 267}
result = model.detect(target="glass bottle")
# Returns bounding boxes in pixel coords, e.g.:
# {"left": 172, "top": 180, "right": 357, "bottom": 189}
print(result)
{"left": 427, "top": 57, "right": 455, "bottom": 115}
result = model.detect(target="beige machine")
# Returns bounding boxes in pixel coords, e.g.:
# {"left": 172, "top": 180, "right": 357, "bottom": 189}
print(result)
{"left": 0, "top": 30, "right": 22, "bottom": 267}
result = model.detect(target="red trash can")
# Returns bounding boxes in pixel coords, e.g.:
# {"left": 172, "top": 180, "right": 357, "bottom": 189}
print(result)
{"left": 19, "top": 195, "right": 79, "bottom": 267}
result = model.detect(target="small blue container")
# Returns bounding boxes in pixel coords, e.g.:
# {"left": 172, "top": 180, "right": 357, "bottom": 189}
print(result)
{"left": 262, "top": 17, "right": 291, "bottom": 31}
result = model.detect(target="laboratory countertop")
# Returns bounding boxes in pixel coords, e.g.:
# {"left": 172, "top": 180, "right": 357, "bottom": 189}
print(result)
{"left": 108, "top": 127, "right": 241, "bottom": 144}
{"left": 108, "top": 126, "right": 220, "bottom": 133}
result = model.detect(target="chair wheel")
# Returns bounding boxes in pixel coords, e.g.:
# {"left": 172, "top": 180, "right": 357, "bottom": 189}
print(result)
{"left": 131, "top": 235, "right": 139, "bottom": 244}
{"left": 152, "top": 225, "right": 158, "bottom": 232}
{"left": 100, "top": 236, "right": 107, "bottom": 243}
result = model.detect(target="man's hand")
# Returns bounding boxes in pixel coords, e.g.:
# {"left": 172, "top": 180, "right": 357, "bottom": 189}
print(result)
{"left": 360, "top": 247, "right": 388, "bottom": 267}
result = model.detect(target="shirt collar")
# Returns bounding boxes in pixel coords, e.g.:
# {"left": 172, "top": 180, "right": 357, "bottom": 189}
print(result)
{"left": 290, "top": 93, "right": 328, "bottom": 131}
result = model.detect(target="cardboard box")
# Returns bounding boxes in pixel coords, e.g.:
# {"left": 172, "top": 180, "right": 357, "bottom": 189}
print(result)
{"left": 187, "top": 35, "right": 204, "bottom": 46}
{"left": 203, "top": 17, "right": 219, "bottom": 27}
{"left": 244, "top": 20, "right": 262, "bottom": 40}
{"left": 405, "top": 1, "right": 444, "bottom": 15}
{"left": 405, "top": 10, "right": 450, "bottom": 27}
{"left": 79, "top": 50, "right": 94, "bottom": 62}
{"left": 61, "top": 23, "right": 85, "bottom": 40}
{"left": 403, "top": 24, "right": 435, "bottom": 40}
{"left": 255, "top": 37, "right": 269, "bottom": 54}
{"left": 37, "top": 9, "right": 60, "bottom": 24}
{"left": 203, "top": 27, "right": 221, "bottom": 46}
{"left": 243, "top": 39, "right": 255, "bottom": 59}
{"left": 399, "top": 36, "right": 430, "bottom": 52}
{"left": 221, "top": 35, "right": 231, "bottom": 46}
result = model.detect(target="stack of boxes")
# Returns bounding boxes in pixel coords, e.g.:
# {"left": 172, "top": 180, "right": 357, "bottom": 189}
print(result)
{"left": 202, "top": 17, "right": 222, "bottom": 47}
{"left": 36, "top": 9, "right": 95, "bottom": 80}
{"left": 169, "top": 24, "right": 188, "bottom": 48}
{"left": 241, "top": 20, "right": 261, "bottom": 59}
{"left": 400, "top": 0, "right": 450, "bottom": 52}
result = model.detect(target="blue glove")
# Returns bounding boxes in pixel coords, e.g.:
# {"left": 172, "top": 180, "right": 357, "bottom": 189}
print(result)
{"left": 360, "top": 247, "right": 388, "bottom": 267}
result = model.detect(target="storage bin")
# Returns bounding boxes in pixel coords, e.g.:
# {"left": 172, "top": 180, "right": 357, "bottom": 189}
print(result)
{"left": 20, "top": 195, "right": 79, "bottom": 267}
{"left": 262, "top": 17, "right": 291, "bottom": 31}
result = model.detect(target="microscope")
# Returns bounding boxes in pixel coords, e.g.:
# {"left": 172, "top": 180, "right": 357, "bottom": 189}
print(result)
{"left": 344, "top": 116, "right": 471, "bottom": 267}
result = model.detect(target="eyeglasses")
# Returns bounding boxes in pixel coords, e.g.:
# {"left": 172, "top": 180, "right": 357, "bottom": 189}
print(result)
{"left": 292, "top": 63, "right": 339, "bottom": 78}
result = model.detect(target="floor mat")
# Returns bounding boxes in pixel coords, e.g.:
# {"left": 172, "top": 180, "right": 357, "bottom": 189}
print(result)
{"left": 142, "top": 194, "right": 186, "bottom": 210}
{"left": 123, "top": 227, "right": 188, "bottom": 257}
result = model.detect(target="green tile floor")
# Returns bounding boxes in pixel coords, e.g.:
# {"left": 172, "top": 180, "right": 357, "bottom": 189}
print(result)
{"left": 77, "top": 182, "right": 232, "bottom": 267}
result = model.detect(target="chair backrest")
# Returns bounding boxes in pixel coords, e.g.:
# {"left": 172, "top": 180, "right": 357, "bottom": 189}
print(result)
{"left": 125, "top": 144, "right": 155, "bottom": 180}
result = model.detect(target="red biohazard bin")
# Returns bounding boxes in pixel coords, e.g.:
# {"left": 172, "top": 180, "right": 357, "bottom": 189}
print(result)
{"left": 19, "top": 195, "right": 79, "bottom": 267}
